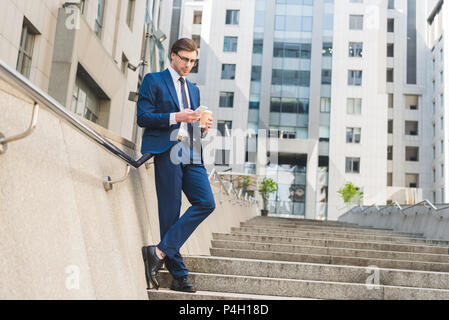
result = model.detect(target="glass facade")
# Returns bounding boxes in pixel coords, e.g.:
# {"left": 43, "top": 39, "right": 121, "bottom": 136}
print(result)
{"left": 269, "top": 0, "right": 314, "bottom": 139}
{"left": 245, "top": 0, "right": 267, "bottom": 174}
{"left": 246, "top": 0, "right": 335, "bottom": 218}
{"left": 318, "top": 0, "right": 334, "bottom": 220}
{"left": 266, "top": 154, "right": 308, "bottom": 216}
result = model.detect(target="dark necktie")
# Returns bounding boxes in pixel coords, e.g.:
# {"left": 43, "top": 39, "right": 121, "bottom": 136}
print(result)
{"left": 179, "top": 77, "right": 194, "bottom": 160}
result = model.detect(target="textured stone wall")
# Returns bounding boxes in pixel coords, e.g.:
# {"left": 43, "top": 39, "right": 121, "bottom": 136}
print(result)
{"left": 0, "top": 78, "right": 257, "bottom": 299}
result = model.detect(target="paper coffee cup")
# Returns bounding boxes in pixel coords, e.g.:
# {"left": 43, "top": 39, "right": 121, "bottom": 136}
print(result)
{"left": 197, "top": 105, "right": 208, "bottom": 112}
{"left": 199, "top": 110, "right": 212, "bottom": 128}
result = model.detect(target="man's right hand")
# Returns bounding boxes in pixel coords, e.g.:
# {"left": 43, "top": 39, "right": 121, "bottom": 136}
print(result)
{"left": 175, "top": 109, "right": 201, "bottom": 123}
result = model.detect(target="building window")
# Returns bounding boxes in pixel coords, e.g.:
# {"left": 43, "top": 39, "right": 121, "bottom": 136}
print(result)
{"left": 272, "top": 69, "right": 310, "bottom": 86}
{"left": 349, "top": 15, "right": 364, "bottom": 30}
{"left": 17, "top": 18, "right": 38, "bottom": 79}
{"left": 387, "top": 68, "right": 394, "bottom": 82}
{"left": 347, "top": 98, "right": 362, "bottom": 114}
{"left": 388, "top": 0, "right": 395, "bottom": 9}
{"left": 268, "top": 97, "right": 309, "bottom": 114}
{"left": 193, "top": 11, "right": 202, "bottom": 24}
{"left": 221, "top": 64, "right": 236, "bottom": 79}
{"left": 388, "top": 94, "right": 394, "bottom": 108}
{"left": 224, "top": 36, "right": 238, "bottom": 52}
{"left": 251, "top": 66, "right": 262, "bottom": 81}
{"left": 215, "top": 149, "right": 230, "bottom": 166}
{"left": 321, "top": 70, "right": 332, "bottom": 84}
{"left": 320, "top": 98, "right": 331, "bottom": 113}
{"left": 405, "top": 95, "right": 418, "bottom": 110}
{"left": 387, "top": 43, "right": 394, "bottom": 57}
{"left": 219, "top": 92, "right": 234, "bottom": 108}
{"left": 406, "top": 173, "right": 419, "bottom": 188}
{"left": 323, "top": 42, "right": 333, "bottom": 56}
{"left": 405, "top": 147, "right": 419, "bottom": 162}
{"left": 226, "top": 10, "right": 240, "bottom": 25}
{"left": 72, "top": 82, "right": 100, "bottom": 124}
{"left": 349, "top": 42, "right": 363, "bottom": 57}
{"left": 319, "top": 126, "right": 330, "bottom": 142}
{"left": 387, "top": 146, "right": 393, "bottom": 160}
{"left": 346, "top": 157, "right": 361, "bottom": 174}
{"left": 348, "top": 70, "right": 362, "bottom": 86}
{"left": 95, "top": 0, "right": 105, "bottom": 38}
{"left": 253, "top": 39, "right": 263, "bottom": 54}
{"left": 388, "top": 119, "right": 393, "bottom": 134}
{"left": 126, "top": 0, "right": 135, "bottom": 29}
{"left": 192, "top": 35, "right": 201, "bottom": 49}
{"left": 346, "top": 127, "right": 361, "bottom": 144}
{"left": 217, "top": 121, "right": 232, "bottom": 137}
{"left": 387, "top": 18, "right": 394, "bottom": 32}
{"left": 387, "top": 172, "right": 393, "bottom": 186}
{"left": 190, "top": 60, "right": 199, "bottom": 73}
{"left": 405, "top": 121, "right": 418, "bottom": 136}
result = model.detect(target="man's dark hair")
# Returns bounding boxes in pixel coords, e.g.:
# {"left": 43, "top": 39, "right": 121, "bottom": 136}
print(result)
{"left": 170, "top": 38, "right": 198, "bottom": 57}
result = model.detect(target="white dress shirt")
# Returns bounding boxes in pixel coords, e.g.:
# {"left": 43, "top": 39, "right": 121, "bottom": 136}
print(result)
{"left": 168, "top": 65, "right": 191, "bottom": 138}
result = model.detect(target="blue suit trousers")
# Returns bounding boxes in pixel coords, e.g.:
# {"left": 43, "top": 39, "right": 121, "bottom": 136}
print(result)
{"left": 154, "top": 143, "right": 215, "bottom": 279}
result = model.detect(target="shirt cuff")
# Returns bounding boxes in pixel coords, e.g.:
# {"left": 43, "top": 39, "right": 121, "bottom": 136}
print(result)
{"left": 169, "top": 112, "right": 177, "bottom": 126}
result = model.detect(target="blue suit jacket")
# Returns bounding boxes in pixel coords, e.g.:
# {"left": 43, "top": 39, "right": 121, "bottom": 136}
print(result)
{"left": 137, "top": 69, "right": 200, "bottom": 155}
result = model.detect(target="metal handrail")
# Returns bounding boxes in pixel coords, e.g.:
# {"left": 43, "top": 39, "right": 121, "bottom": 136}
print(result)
{"left": 401, "top": 200, "right": 437, "bottom": 212}
{"left": 0, "top": 102, "right": 39, "bottom": 154}
{"left": 361, "top": 204, "right": 378, "bottom": 213}
{"left": 436, "top": 205, "right": 449, "bottom": 212}
{"left": 346, "top": 199, "right": 449, "bottom": 219}
{"left": 208, "top": 169, "right": 255, "bottom": 207}
{"left": 0, "top": 58, "right": 153, "bottom": 169}
{"left": 378, "top": 201, "right": 402, "bottom": 213}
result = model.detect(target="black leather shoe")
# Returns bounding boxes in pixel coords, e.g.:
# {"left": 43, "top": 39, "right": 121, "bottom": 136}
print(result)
{"left": 142, "top": 246, "right": 165, "bottom": 290}
{"left": 170, "top": 275, "right": 196, "bottom": 293}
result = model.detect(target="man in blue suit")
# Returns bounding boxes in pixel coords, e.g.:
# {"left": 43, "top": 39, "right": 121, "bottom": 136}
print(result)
{"left": 138, "top": 38, "right": 215, "bottom": 293}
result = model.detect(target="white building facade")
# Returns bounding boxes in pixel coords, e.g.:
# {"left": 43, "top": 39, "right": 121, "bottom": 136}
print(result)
{"left": 176, "top": 0, "right": 439, "bottom": 221}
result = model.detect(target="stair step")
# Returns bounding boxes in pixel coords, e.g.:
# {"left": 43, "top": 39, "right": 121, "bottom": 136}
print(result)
{"left": 147, "top": 288, "right": 314, "bottom": 300}
{"left": 157, "top": 270, "right": 449, "bottom": 300}
{"left": 213, "top": 233, "right": 449, "bottom": 255}
{"left": 211, "top": 239, "right": 449, "bottom": 264}
{"left": 248, "top": 216, "right": 357, "bottom": 227}
{"left": 231, "top": 227, "right": 435, "bottom": 245}
{"left": 240, "top": 222, "right": 420, "bottom": 237}
{"left": 245, "top": 216, "right": 388, "bottom": 228}
{"left": 210, "top": 247, "right": 449, "bottom": 272}
{"left": 236, "top": 225, "right": 423, "bottom": 239}
{"left": 183, "top": 256, "right": 449, "bottom": 290}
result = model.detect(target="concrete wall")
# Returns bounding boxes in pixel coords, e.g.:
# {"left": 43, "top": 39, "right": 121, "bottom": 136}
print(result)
{"left": 339, "top": 204, "right": 449, "bottom": 241}
{"left": 0, "top": 77, "right": 258, "bottom": 299}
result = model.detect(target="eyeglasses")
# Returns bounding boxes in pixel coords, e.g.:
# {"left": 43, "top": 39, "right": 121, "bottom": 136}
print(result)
{"left": 176, "top": 53, "right": 198, "bottom": 67}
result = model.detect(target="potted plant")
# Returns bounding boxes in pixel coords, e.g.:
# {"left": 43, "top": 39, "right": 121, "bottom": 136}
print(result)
{"left": 337, "top": 182, "right": 364, "bottom": 209}
{"left": 258, "top": 177, "right": 277, "bottom": 216}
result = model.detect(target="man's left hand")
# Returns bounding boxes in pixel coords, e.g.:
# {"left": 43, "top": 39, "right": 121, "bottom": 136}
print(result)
{"left": 203, "top": 116, "right": 213, "bottom": 132}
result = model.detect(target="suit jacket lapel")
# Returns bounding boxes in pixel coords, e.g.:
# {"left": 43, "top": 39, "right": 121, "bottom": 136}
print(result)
{"left": 186, "top": 80, "right": 197, "bottom": 110}
{"left": 162, "top": 69, "right": 181, "bottom": 111}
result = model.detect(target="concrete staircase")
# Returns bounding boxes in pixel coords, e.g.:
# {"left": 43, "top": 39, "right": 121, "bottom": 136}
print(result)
{"left": 148, "top": 216, "right": 449, "bottom": 300}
